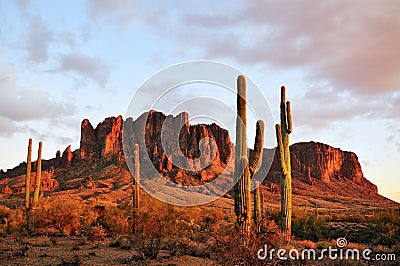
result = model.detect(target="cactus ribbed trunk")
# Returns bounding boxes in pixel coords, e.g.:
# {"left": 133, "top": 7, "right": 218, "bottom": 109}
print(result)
{"left": 234, "top": 75, "right": 251, "bottom": 236}
{"left": 132, "top": 143, "right": 140, "bottom": 233}
{"left": 276, "top": 86, "right": 292, "bottom": 240}
{"left": 253, "top": 184, "right": 261, "bottom": 230}
{"left": 32, "top": 141, "right": 42, "bottom": 209}
{"left": 234, "top": 75, "right": 265, "bottom": 237}
{"left": 25, "top": 138, "right": 32, "bottom": 210}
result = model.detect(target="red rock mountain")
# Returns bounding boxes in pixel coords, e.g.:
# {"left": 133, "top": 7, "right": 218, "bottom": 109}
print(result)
{"left": 0, "top": 110, "right": 380, "bottom": 196}
{"left": 265, "top": 142, "right": 377, "bottom": 193}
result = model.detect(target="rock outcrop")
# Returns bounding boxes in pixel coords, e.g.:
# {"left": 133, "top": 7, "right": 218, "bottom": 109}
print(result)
{"left": 80, "top": 115, "right": 123, "bottom": 159}
{"left": 0, "top": 110, "right": 378, "bottom": 195}
{"left": 61, "top": 145, "right": 74, "bottom": 167}
{"left": 121, "top": 111, "right": 233, "bottom": 181}
{"left": 265, "top": 141, "right": 377, "bottom": 192}
{"left": 1, "top": 185, "right": 13, "bottom": 194}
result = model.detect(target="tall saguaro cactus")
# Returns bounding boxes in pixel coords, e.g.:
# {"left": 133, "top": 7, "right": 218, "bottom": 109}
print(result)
{"left": 25, "top": 138, "right": 32, "bottom": 210}
{"left": 132, "top": 143, "right": 140, "bottom": 233}
{"left": 234, "top": 75, "right": 265, "bottom": 236}
{"left": 32, "top": 141, "right": 42, "bottom": 208}
{"left": 275, "top": 86, "right": 293, "bottom": 240}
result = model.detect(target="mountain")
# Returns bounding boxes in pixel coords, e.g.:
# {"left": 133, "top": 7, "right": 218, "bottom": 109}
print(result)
{"left": 0, "top": 110, "right": 396, "bottom": 210}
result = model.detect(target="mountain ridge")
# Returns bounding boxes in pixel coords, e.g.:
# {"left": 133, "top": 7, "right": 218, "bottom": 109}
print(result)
{"left": 0, "top": 110, "right": 396, "bottom": 209}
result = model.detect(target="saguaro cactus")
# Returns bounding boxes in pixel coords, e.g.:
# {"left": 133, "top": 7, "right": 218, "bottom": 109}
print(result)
{"left": 132, "top": 143, "right": 140, "bottom": 233}
{"left": 25, "top": 139, "right": 32, "bottom": 210}
{"left": 275, "top": 86, "right": 293, "bottom": 240}
{"left": 25, "top": 139, "right": 43, "bottom": 233}
{"left": 234, "top": 75, "right": 265, "bottom": 236}
{"left": 32, "top": 141, "right": 42, "bottom": 208}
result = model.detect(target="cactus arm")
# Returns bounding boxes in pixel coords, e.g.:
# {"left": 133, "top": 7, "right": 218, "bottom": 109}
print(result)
{"left": 286, "top": 101, "right": 292, "bottom": 134}
{"left": 249, "top": 120, "right": 264, "bottom": 175}
{"left": 280, "top": 86, "right": 287, "bottom": 132}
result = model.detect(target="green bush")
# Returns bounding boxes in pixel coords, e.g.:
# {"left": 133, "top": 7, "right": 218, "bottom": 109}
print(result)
{"left": 292, "top": 212, "right": 327, "bottom": 241}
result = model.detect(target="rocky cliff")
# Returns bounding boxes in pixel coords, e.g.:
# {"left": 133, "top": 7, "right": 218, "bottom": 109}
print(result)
{"left": 265, "top": 142, "right": 378, "bottom": 193}
{"left": 0, "top": 110, "right": 378, "bottom": 194}
{"left": 122, "top": 110, "right": 232, "bottom": 180}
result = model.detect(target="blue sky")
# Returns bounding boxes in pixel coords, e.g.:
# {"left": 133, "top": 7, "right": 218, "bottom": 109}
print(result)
{"left": 0, "top": 1, "right": 399, "bottom": 201}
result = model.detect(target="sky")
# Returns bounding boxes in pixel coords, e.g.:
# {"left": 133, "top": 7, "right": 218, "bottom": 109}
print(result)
{"left": 0, "top": 1, "right": 399, "bottom": 201}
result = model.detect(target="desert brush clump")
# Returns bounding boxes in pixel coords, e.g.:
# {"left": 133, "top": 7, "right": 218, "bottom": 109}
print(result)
{"left": 234, "top": 75, "right": 265, "bottom": 237}
{"left": 0, "top": 206, "right": 26, "bottom": 236}
{"left": 31, "top": 198, "right": 83, "bottom": 236}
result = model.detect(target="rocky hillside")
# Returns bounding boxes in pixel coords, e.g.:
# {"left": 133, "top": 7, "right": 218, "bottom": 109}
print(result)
{"left": 0, "top": 110, "right": 395, "bottom": 210}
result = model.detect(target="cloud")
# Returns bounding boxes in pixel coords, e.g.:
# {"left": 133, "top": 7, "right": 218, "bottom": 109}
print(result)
{"left": 294, "top": 85, "right": 400, "bottom": 130}
{"left": 0, "top": 116, "right": 17, "bottom": 137}
{"left": 84, "top": 0, "right": 400, "bottom": 133}
{"left": 0, "top": 57, "right": 76, "bottom": 136}
{"left": 54, "top": 52, "right": 110, "bottom": 87}
{"left": 86, "top": 0, "right": 140, "bottom": 26}
{"left": 24, "top": 15, "right": 54, "bottom": 63}
{"left": 385, "top": 127, "right": 400, "bottom": 153}
{"left": 98, "top": 1, "right": 399, "bottom": 96}
{"left": 57, "top": 135, "right": 76, "bottom": 145}
{"left": 17, "top": 124, "right": 49, "bottom": 141}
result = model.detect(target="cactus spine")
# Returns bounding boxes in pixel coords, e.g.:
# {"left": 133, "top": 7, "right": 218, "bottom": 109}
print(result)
{"left": 234, "top": 75, "right": 265, "bottom": 236}
{"left": 25, "top": 138, "right": 32, "bottom": 210}
{"left": 132, "top": 143, "right": 140, "bottom": 233}
{"left": 276, "top": 86, "right": 292, "bottom": 240}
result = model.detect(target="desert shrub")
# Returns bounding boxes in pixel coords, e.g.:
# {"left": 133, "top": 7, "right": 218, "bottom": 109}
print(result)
{"left": 163, "top": 236, "right": 191, "bottom": 256}
{"left": 110, "top": 236, "right": 132, "bottom": 249}
{"left": 295, "top": 239, "right": 317, "bottom": 250}
{"left": 211, "top": 223, "right": 278, "bottom": 266}
{"left": 98, "top": 202, "right": 131, "bottom": 236}
{"left": 292, "top": 212, "right": 328, "bottom": 241}
{"left": 33, "top": 235, "right": 53, "bottom": 246}
{"left": 80, "top": 203, "right": 101, "bottom": 228}
{"left": 200, "top": 208, "right": 225, "bottom": 227}
{"left": 132, "top": 231, "right": 161, "bottom": 260}
{"left": 81, "top": 224, "right": 107, "bottom": 241}
{"left": 179, "top": 207, "right": 202, "bottom": 224}
{"left": 0, "top": 207, "right": 26, "bottom": 235}
{"left": 32, "top": 199, "right": 83, "bottom": 236}
{"left": 128, "top": 196, "right": 201, "bottom": 260}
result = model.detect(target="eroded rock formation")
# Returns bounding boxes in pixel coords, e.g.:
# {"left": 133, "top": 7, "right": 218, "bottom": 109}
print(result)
{"left": 0, "top": 111, "right": 378, "bottom": 194}
{"left": 266, "top": 141, "right": 377, "bottom": 192}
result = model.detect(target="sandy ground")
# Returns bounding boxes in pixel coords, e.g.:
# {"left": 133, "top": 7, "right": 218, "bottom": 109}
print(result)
{"left": 0, "top": 236, "right": 218, "bottom": 266}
